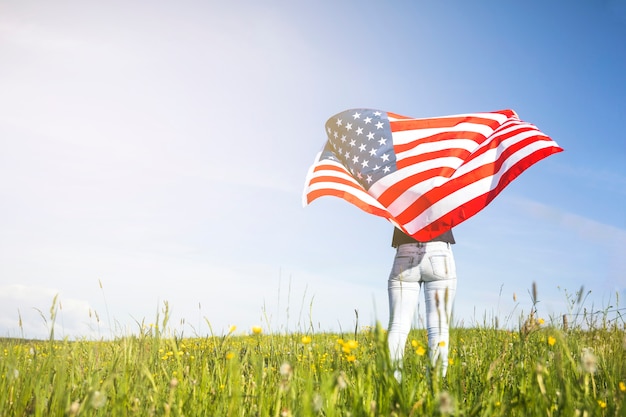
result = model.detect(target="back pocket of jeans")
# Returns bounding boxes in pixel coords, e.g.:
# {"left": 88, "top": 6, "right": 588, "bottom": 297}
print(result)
{"left": 429, "top": 255, "right": 454, "bottom": 279}
{"left": 391, "top": 255, "right": 414, "bottom": 278}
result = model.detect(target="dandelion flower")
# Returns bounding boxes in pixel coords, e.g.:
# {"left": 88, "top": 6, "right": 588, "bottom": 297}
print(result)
{"left": 548, "top": 336, "right": 556, "bottom": 346}
{"left": 225, "top": 352, "right": 235, "bottom": 360}
{"left": 438, "top": 340, "right": 446, "bottom": 347}
{"left": 280, "top": 362, "right": 293, "bottom": 378}
{"left": 598, "top": 400, "right": 607, "bottom": 409}
{"left": 411, "top": 339, "right": 419, "bottom": 348}
{"left": 228, "top": 325, "right": 237, "bottom": 334}
{"left": 415, "top": 346, "right": 426, "bottom": 356}
{"left": 251, "top": 326, "right": 262, "bottom": 335}
{"left": 301, "top": 335, "right": 312, "bottom": 344}
{"left": 437, "top": 391, "right": 454, "bottom": 414}
{"left": 538, "top": 318, "right": 545, "bottom": 325}
{"left": 68, "top": 401, "right": 80, "bottom": 416}
{"left": 619, "top": 381, "right": 626, "bottom": 392}
{"left": 90, "top": 391, "right": 106, "bottom": 409}
{"left": 581, "top": 348, "right": 597, "bottom": 373}
{"left": 336, "top": 371, "right": 347, "bottom": 390}
{"left": 346, "top": 354, "right": 356, "bottom": 362}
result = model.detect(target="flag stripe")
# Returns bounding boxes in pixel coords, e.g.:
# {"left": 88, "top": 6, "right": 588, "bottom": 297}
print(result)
{"left": 303, "top": 108, "right": 562, "bottom": 241}
{"left": 397, "top": 140, "right": 561, "bottom": 226}
{"left": 379, "top": 123, "right": 550, "bottom": 207}
{"left": 402, "top": 145, "right": 561, "bottom": 236}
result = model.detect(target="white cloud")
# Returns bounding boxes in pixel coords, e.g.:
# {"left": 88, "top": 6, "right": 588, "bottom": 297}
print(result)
{"left": 0, "top": 285, "right": 98, "bottom": 340}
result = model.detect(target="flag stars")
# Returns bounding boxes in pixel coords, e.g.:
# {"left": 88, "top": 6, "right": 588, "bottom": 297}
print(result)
{"left": 375, "top": 121, "right": 384, "bottom": 129}
{"left": 361, "top": 159, "right": 369, "bottom": 168}
{"left": 381, "top": 153, "right": 390, "bottom": 162}
{"left": 373, "top": 164, "right": 380, "bottom": 171}
{"left": 352, "top": 111, "right": 361, "bottom": 119}
{"left": 335, "top": 118, "right": 342, "bottom": 126}
{"left": 364, "top": 117, "right": 372, "bottom": 124}
{"left": 366, "top": 132, "right": 375, "bottom": 140}
{"left": 356, "top": 127, "right": 363, "bottom": 135}
{"left": 366, "top": 175, "right": 373, "bottom": 183}
{"left": 369, "top": 148, "right": 377, "bottom": 156}
{"left": 378, "top": 137, "right": 387, "bottom": 146}
{"left": 340, "top": 135, "right": 347, "bottom": 143}
{"left": 373, "top": 111, "right": 382, "bottom": 117}
{"left": 352, "top": 155, "right": 359, "bottom": 164}
{"left": 383, "top": 166, "right": 391, "bottom": 173}
{"left": 346, "top": 123, "right": 353, "bottom": 131}
{"left": 349, "top": 139, "right": 356, "bottom": 147}
{"left": 358, "top": 143, "right": 367, "bottom": 152}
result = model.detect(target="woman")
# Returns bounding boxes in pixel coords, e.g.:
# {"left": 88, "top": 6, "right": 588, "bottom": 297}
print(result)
{"left": 387, "top": 227, "right": 457, "bottom": 381}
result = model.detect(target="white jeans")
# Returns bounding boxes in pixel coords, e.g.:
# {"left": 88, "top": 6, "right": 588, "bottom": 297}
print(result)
{"left": 387, "top": 242, "right": 457, "bottom": 377}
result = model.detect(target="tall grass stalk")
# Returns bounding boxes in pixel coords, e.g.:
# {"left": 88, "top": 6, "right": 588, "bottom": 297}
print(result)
{"left": 1, "top": 314, "right": 625, "bottom": 416}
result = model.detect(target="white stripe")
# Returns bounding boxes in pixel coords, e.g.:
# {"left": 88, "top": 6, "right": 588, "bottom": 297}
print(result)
{"left": 395, "top": 138, "right": 480, "bottom": 161}
{"left": 387, "top": 111, "right": 508, "bottom": 124}
{"left": 368, "top": 156, "right": 463, "bottom": 198}
{"left": 305, "top": 180, "right": 387, "bottom": 210}
{"left": 399, "top": 140, "right": 560, "bottom": 231}
{"left": 391, "top": 122, "right": 496, "bottom": 145}
{"left": 452, "top": 128, "right": 549, "bottom": 179}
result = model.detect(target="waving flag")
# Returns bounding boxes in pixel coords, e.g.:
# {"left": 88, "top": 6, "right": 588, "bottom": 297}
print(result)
{"left": 303, "top": 109, "right": 563, "bottom": 241}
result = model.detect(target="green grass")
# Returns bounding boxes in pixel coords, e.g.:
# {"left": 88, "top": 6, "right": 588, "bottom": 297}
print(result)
{"left": 1, "top": 315, "right": 625, "bottom": 416}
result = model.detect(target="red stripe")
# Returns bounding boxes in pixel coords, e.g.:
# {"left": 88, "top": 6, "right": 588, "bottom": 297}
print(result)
{"left": 407, "top": 146, "right": 563, "bottom": 241}
{"left": 463, "top": 124, "right": 542, "bottom": 165}
{"left": 395, "top": 147, "right": 472, "bottom": 170}
{"left": 395, "top": 141, "right": 562, "bottom": 225}
{"left": 389, "top": 115, "right": 504, "bottom": 133}
{"left": 307, "top": 175, "right": 360, "bottom": 188}
{"left": 306, "top": 188, "right": 390, "bottom": 218}
{"left": 312, "top": 164, "right": 347, "bottom": 174}
{"left": 381, "top": 126, "right": 548, "bottom": 208}
{"left": 376, "top": 166, "right": 457, "bottom": 207}
{"left": 394, "top": 130, "right": 487, "bottom": 154}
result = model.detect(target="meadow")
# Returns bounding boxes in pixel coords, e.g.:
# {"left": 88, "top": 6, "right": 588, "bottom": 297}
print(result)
{"left": 1, "top": 299, "right": 625, "bottom": 416}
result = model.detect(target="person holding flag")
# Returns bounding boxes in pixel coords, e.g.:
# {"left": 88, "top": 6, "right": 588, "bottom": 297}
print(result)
{"left": 387, "top": 227, "right": 456, "bottom": 381}
{"left": 303, "top": 107, "right": 562, "bottom": 382}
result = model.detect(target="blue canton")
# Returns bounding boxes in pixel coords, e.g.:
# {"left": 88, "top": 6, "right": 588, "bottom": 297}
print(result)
{"left": 321, "top": 109, "right": 397, "bottom": 191}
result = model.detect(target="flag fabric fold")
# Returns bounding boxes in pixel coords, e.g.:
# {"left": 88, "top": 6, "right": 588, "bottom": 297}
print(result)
{"left": 302, "top": 108, "right": 563, "bottom": 241}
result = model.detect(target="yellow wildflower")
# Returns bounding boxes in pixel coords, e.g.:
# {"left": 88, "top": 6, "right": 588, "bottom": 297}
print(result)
{"left": 619, "top": 381, "right": 626, "bottom": 392}
{"left": 226, "top": 352, "right": 235, "bottom": 360}
{"left": 415, "top": 346, "right": 426, "bottom": 356}
{"left": 301, "top": 335, "right": 312, "bottom": 344}
{"left": 438, "top": 340, "right": 446, "bottom": 347}
{"left": 598, "top": 400, "right": 607, "bottom": 409}
{"left": 251, "top": 326, "right": 262, "bottom": 335}
{"left": 346, "top": 355, "right": 356, "bottom": 362}
{"left": 411, "top": 339, "right": 419, "bottom": 348}
{"left": 538, "top": 318, "right": 545, "bottom": 325}
{"left": 548, "top": 336, "right": 556, "bottom": 346}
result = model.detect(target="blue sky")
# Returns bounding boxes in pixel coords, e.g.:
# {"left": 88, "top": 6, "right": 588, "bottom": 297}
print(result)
{"left": 1, "top": 1, "right": 624, "bottom": 339}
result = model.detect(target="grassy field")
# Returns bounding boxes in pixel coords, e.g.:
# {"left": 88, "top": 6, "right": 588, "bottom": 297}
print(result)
{"left": 1, "top": 304, "right": 625, "bottom": 416}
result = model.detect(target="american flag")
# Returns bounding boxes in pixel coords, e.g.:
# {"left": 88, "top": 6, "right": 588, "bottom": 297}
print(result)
{"left": 302, "top": 108, "right": 563, "bottom": 241}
